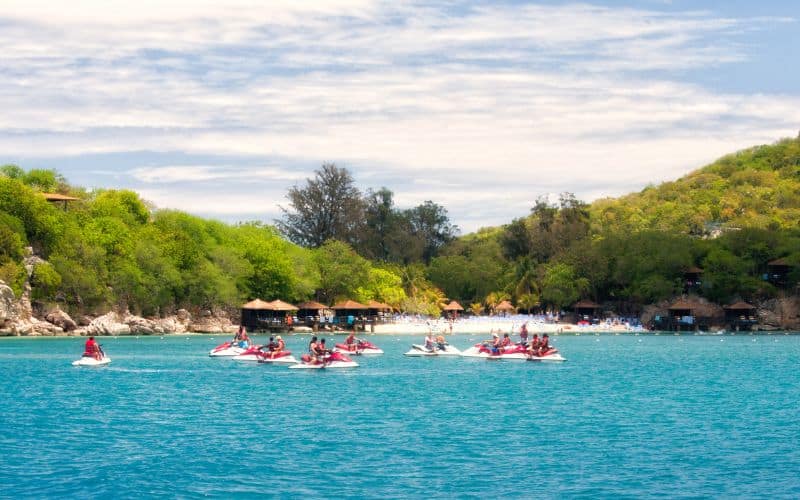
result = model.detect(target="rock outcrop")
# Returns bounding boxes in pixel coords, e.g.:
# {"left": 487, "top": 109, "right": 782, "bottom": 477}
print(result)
{"left": 45, "top": 307, "right": 77, "bottom": 331}
{"left": 72, "top": 308, "right": 233, "bottom": 336}
{"left": 758, "top": 297, "right": 800, "bottom": 330}
{"left": 0, "top": 281, "right": 15, "bottom": 325}
{"left": 188, "top": 309, "right": 236, "bottom": 333}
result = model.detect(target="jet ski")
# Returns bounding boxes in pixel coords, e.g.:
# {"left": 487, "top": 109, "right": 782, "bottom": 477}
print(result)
{"left": 333, "top": 340, "right": 384, "bottom": 355}
{"left": 288, "top": 351, "right": 359, "bottom": 369}
{"left": 255, "top": 349, "right": 299, "bottom": 365}
{"left": 462, "top": 343, "right": 565, "bottom": 361}
{"left": 232, "top": 345, "right": 267, "bottom": 362}
{"left": 403, "top": 343, "right": 462, "bottom": 357}
{"left": 461, "top": 343, "right": 529, "bottom": 360}
{"left": 527, "top": 347, "right": 566, "bottom": 362}
{"left": 209, "top": 340, "right": 250, "bottom": 357}
{"left": 72, "top": 347, "right": 111, "bottom": 366}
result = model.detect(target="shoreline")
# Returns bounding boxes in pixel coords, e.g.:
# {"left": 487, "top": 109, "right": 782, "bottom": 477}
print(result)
{"left": 3, "top": 326, "right": 798, "bottom": 338}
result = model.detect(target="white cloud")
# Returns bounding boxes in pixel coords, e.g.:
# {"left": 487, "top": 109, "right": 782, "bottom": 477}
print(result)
{"left": 1, "top": 1, "right": 797, "bottom": 231}
{"left": 129, "top": 165, "right": 306, "bottom": 183}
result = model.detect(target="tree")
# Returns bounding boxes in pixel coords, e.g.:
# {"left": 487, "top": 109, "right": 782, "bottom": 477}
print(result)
{"left": 277, "top": 163, "right": 365, "bottom": 248}
{"left": 313, "top": 240, "right": 370, "bottom": 303}
{"left": 404, "top": 201, "right": 459, "bottom": 264}
{"left": 359, "top": 187, "right": 401, "bottom": 261}
{"left": 355, "top": 267, "right": 407, "bottom": 307}
{"left": 540, "top": 262, "right": 588, "bottom": 310}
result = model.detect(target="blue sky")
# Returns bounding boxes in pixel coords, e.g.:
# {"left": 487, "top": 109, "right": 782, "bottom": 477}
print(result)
{"left": 2, "top": 1, "right": 798, "bottom": 233}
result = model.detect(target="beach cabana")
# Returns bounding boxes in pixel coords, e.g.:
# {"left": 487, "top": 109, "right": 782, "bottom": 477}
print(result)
{"left": 331, "top": 300, "right": 368, "bottom": 329}
{"left": 667, "top": 299, "right": 695, "bottom": 332}
{"left": 767, "top": 258, "right": 792, "bottom": 288}
{"left": 42, "top": 192, "right": 80, "bottom": 211}
{"left": 367, "top": 300, "right": 392, "bottom": 323}
{"left": 241, "top": 298, "right": 276, "bottom": 331}
{"left": 683, "top": 266, "right": 703, "bottom": 292}
{"left": 442, "top": 300, "right": 464, "bottom": 319}
{"left": 297, "top": 300, "right": 329, "bottom": 327}
{"left": 494, "top": 300, "right": 515, "bottom": 317}
{"left": 572, "top": 299, "right": 601, "bottom": 324}
{"left": 724, "top": 301, "right": 757, "bottom": 331}
{"left": 268, "top": 300, "right": 298, "bottom": 326}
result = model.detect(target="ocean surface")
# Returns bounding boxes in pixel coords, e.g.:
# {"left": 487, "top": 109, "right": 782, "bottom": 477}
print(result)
{"left": 1, "top": 332, "right": 799, "bottom": 499}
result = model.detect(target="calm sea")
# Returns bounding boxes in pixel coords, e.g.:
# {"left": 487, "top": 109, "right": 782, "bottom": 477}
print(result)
{"left": 1, "top": 333, "right": 799, "bottom": 498}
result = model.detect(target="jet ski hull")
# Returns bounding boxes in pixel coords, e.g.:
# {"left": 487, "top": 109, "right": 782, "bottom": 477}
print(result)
{"left": 403, "top": 344, "right": 462, "bottom": 357}
{"left": 72, "top": 355, "right": 111, "bottom": 366}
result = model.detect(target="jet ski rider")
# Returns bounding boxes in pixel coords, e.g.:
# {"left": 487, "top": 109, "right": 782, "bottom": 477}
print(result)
{"left": 272, "top": 336, "right": 286, "bottom": 358}
{"left": 84, "top": 336, "right": 101, "bottom": 360}
{"left": 424, "top": 331, "right": 436, "bottom": 352}
{"left": 235, "top": 325, "right": 250, "bottom": 348}
{"left": 345, "top": 331, "right": 361, "bottom": 351}
{"left": 308, "top": 336, "right": 320, "bottom": 362}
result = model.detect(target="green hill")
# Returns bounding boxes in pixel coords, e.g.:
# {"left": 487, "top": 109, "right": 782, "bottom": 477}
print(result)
{"left": 590, "top": 136, "right": 800, "bottom": 235}
{"left": 432, "top": 136, "right": 800, "bottom": 311}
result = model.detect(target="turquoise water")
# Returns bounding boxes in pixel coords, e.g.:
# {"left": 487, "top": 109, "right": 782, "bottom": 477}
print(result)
{"left": 2, "top": 333, "right": 800, "bottom": 498}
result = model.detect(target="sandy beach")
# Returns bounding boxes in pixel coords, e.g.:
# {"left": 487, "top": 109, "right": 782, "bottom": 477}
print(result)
{"left": 370, "top": 317, "right": 640, "bottom": 336}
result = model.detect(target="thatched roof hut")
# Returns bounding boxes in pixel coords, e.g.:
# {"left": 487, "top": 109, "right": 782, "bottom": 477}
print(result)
{"left": 241, "top": 298, "right": 273, "bottom": 310}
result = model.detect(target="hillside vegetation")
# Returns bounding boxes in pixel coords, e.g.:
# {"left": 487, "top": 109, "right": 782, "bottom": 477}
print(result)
{"left": 1, "top": 136, "right": 799, "bottom": 320}
{"left": 590, "top": 137, "right": 800, "bottom": 235}
{"left": 430, "top": 136, "right": 800, "bottom": 313}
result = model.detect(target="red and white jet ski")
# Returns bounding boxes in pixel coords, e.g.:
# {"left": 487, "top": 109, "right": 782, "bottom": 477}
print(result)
{"left": 288, "top": 351, "right": 359, "bottom": 369}
{"left": 526, "top": 347, "right": 566, "bottom": 362}
{"left": 333, "top": 340, "right": 384, "bottom": 355}
{"left": 256, "top": 349, "right": 299, "bottom": 365}
{"left": 461, "top": 343, "right": 565, "bottom": 361}
{"left": 224, "top": 344, "right": 300, "bottom": 364}
{"left": 208, "top": 341, "right": 247, "bottom": 357}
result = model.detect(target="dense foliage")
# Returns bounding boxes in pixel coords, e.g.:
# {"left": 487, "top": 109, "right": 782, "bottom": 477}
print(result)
{"left": 0, "top": 170, "right": 412, "bottom": 316}
{"left": 2, "top": 136, "right": 799, "bottom": 318}
{"left": 434, "top": 136, "right": 800, "bottom": 313}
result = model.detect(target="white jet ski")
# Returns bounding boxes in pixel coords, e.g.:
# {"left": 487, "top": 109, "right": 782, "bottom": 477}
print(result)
{"left": 403, "top": 343, "right": 462, "bottom": 357}
{"left": 72, "top": 354, "right": 111, "bottom": 366}
{"left": 209, "top": 341, "right": 247, "bottom": 357}
{"left": 288, "top": 351, "right": 359, "bottom": 369}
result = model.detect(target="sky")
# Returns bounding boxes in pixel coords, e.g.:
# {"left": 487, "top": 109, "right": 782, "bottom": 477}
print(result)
{"left": 2, "top": 0, "right": 799, "bottom": 233}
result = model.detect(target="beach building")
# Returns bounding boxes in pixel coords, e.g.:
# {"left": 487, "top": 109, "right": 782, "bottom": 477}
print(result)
{"left": 572, "top": 299, "right": 602, "bottom": 324}
{"left": 240, "top": 298, "right": 298, "bottom": 332}
{"left": 366, "top": 300, "right": 392, "bottom": 324}
{"left": 331, "top": 300, "right": 368, "bottom": 331}
{"left": 766, "top": 258, "right": 792, "bottom": 288}
{"left": 724, "top": 301, "right": 758, "bottom": 331}
{"left": 296, "top": 300, "right": 330, "bottom": 330}
{"left": 683, "top": 266, "right": 703, "bottom": 293}
{"left": 41, "top": 192, "right": 80, "bottom": 211}
{"left": 442, "top": 300, "right": 464, "bottom": 319}
{"left": 493, "top": 300, "right": 515, "bottom": 317}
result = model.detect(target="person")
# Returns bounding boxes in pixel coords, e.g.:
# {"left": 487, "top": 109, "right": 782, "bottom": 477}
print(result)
{"left": 260, "top": 336, "right": 277, "bottom": 356}
{"left": 318, "top": 338, "right": 331, "bottom": 363}
{"left": 424, "top": 331, "right": 436, "bottom": 352}
{"left": 235, "top": 325, "right": 250, "bottom": 348}
{"left": 272, "top": 336, "right": 286, "bottom": 359}
{"left": 527, "top": 334, "right": 540, "bottom": 356}
{"left": 482, "top": 333, "right": 501, "bottom": 355}
{"left": 435, "top": 335, "right": 447, "bottom": 351}
{"left": 308, "top": 336, "right": 320, "bottom": 362}
{"left": 538, "top": 334, "right": 550, "bottom": 356}
{"left": 519, "top": 322, "right": 529, "bottom": 345}
{"left": 501, "top": 333, "right": 512, "bottom": 348}
{"left": 345, "top": 331, "right": 360, "bottom": 351}
{"left": 84, "top": 336, "right": 101, "bottom": 360}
